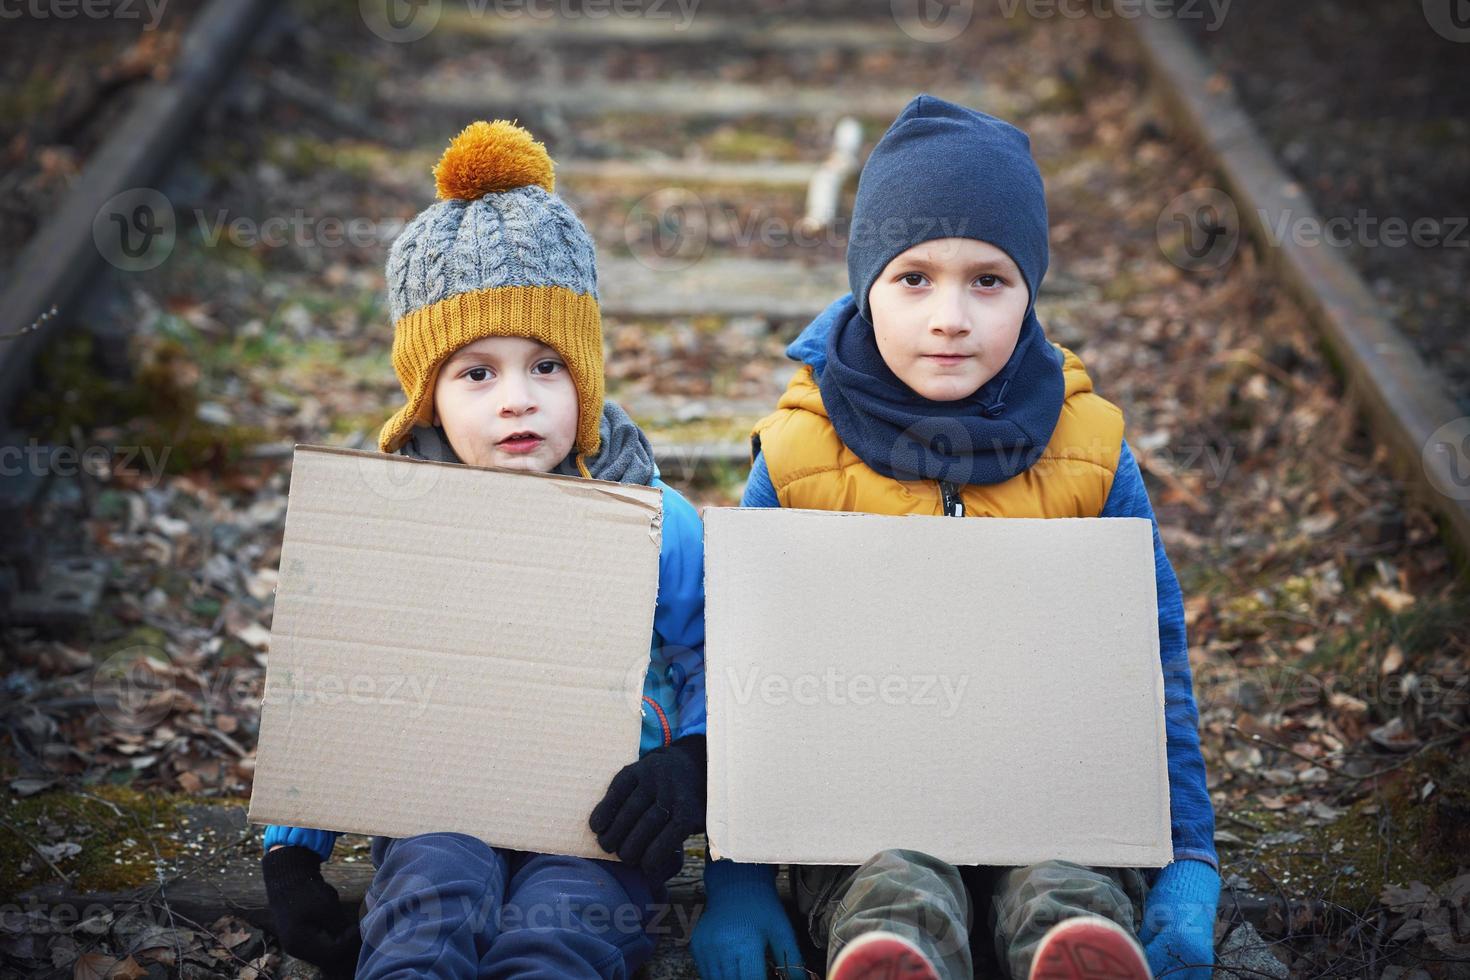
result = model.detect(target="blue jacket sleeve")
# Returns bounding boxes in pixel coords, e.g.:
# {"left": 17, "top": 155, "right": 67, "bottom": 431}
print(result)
{"left": 741, "top": 451, "right": 780, "bottom": 509}
{"left": 262, "top": 824, "right": 339, "bottom": 862}
{"left": 653, "top": 478, "right": 707, "bottom": 741}
{"left": 1100, "top": 440, "right": 1218, "bottom": 870}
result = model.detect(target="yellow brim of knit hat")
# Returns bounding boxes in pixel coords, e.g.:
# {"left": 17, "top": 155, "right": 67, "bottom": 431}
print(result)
{"left": 377, "top": 284, "right": 603, "bottom": 457}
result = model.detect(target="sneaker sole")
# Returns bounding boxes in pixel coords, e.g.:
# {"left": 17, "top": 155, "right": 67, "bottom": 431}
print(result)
{"left": 829, "top": 932, "right": 941, "bottom": 980}
{"left": 1028, "top": 917, "right": 1151, "bottom": 980}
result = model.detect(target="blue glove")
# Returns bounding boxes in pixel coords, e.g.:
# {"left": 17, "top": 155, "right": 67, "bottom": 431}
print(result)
{"left": 1138, "top": 859, "right": 1219, "bottom": 979}
{"left": 692, "top": 859, "right": 806, "bottom": 979}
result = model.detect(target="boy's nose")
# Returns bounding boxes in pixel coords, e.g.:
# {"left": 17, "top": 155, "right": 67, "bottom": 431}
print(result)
{"left": 497, "top": 374, "right": 536, "bottom": 415}
{"left": 929, "top": 287, "right": 973, "bottom": 337}
{"left": 928, "top": 309, "right": 972, "bottom": 337}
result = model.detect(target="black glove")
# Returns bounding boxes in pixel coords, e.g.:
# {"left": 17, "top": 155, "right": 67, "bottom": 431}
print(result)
{"left": 261, "top": 845, "right": 362, "bottom": 980}
{"left": 589, "top": 734, "right": 707, "bottom": 882}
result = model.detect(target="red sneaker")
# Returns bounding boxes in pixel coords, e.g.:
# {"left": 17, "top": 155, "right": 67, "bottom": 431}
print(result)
{"left": 829, "top": 930, "right": 941, "bottom": 980}
{"left": 1027, "top": 916, "right": 1151, "bottom": 980}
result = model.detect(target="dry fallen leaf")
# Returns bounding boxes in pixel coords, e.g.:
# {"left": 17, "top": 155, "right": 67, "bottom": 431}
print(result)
{"left": 1370, "top": 585, "right": 1416, "bottom": 614}
{"left": 1380, "top": 643, "right": 1405, "bottom": 675}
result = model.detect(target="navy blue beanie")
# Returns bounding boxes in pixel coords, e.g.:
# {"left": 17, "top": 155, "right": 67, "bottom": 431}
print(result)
{"left": 846, "top": 94, "right": 1049, "bottom": 323}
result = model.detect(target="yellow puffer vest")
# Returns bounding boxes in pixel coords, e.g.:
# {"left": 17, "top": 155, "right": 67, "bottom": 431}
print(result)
{"left": 751, "top": 344, "right": 1126, "bottom": 518}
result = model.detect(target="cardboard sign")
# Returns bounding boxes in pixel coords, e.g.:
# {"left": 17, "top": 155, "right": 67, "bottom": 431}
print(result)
{"left": 247, "top": 446, "right": 663, "bottom": 859}
{"left": 704, "top": 508, "right": 1171, "bottom": 868}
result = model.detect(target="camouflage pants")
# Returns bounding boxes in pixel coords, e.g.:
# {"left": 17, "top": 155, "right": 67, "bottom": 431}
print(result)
{"left": 792, "top": 849, "right": 1149, "bottom": 979}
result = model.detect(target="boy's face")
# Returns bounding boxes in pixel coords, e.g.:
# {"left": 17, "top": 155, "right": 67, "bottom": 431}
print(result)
{"left": 866, "top": 237, "right": 1030, "bottom": 402}
{"left": 431, "top": 336, "right": 579, "bottom": 472}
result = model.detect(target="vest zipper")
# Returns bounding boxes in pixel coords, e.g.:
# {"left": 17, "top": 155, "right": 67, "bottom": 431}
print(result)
{"left": 939, "top": 480, "right": 964, "bottom": 517}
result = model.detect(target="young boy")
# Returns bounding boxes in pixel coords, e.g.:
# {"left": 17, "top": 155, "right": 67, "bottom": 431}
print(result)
{"left": 259, "top": 121, "right": 709, "bottom": 979}
{"left": 690, "top": 96, "right": 1219, "bottom": 980}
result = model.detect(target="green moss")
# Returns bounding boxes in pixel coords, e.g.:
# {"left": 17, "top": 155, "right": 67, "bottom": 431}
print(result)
{"left": 704, "top": 126, "right": 803, "bottom": 162}
{"left": 262, "top": 134, "right": 386, "bottom": 180}
{"left": 14, "top": 332, "right": 148, "bottom": 443}
{"left": 1223, "top": 750, "right": 1470, "bottom": 912}
{"left": 0, "top": 786, "right": 191, "bottom": 893}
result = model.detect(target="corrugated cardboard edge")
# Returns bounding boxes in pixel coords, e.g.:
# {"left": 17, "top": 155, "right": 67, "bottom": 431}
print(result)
{"left": 292, "top": 443, "right": 664, "bottom": 513}
{"left": 705, "top": 510, "right": 1172, "bottom": 866}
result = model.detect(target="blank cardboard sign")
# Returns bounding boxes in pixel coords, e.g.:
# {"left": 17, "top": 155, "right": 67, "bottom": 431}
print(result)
{"left": 704, "top": 508, "right": 1171, "bottom": 868}
{"left": 247, "top": 446, "right": 662, "bottom": 858}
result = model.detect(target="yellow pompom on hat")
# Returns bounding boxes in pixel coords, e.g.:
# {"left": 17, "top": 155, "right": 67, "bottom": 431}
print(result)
{"left": 377, "top": 120, "right": 604, "bottom": 474}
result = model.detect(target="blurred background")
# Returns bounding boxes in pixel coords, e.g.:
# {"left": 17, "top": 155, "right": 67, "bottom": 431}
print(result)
{"left": 1, "top": 1, "right": 1468, "bottom": 977}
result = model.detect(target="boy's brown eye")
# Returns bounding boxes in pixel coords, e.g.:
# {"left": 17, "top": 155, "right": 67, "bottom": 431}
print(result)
{"left": 467, "top": 367, "right": 491, "bottom": 382}
{"left": 900, "top": 273, "right": 926, "bottom": 287}
{"left": 976, "top": 275, "right": 1002, "bottom": 288}
{"left": 534, "top": 360, "right": 563, "bottom": 374}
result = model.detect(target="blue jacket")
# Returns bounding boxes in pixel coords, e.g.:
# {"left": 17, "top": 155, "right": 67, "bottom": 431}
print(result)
{"left": 743, "top": 312, "right": 1217, "bottom": 870}
{"left": 263, "top": 475, "right": 708, "bottom": 861}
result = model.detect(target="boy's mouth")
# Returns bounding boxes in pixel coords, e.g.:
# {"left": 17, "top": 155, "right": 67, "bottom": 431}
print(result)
{"left": 497, "top": 431, "right": 544, "bottom": 454}
{"left": 923, "top": 353, "right": 972, "bottom": 365}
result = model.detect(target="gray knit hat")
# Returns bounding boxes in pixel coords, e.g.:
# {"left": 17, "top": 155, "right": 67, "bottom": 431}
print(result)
{"left": 378, "top": 120, "right": 605, "bottom": 468}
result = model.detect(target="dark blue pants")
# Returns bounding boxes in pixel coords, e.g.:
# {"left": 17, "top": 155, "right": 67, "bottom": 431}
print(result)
{"left": 356, "top": 832, "right": 663, "bottom": 979}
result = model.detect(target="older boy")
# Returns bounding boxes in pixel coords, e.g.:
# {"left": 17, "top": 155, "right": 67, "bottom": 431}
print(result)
{"left": 691, "top": 96, "right": 1218, "bottom": 980}
{"left": 260, "top": 121, "right": 709, "bottom": 980}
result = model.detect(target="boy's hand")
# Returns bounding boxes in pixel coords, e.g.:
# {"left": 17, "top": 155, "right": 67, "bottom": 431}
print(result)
{"left": 1138, "top": 858, "right": 1219, "bottom": 980}
{"left": 261, "top": 845, "right": 362, "bottom": 980}
{"left": 693, "top": 859, "right": 806, "bottom": 980}
{"left": 589, "top": 733, "right": 706, "bottom": 882}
